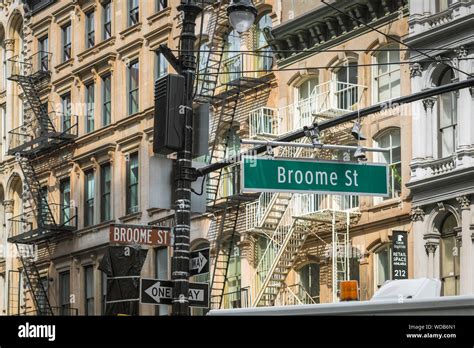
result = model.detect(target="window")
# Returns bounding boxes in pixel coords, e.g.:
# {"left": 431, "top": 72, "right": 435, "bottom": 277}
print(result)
{"left": 101, "top": 272, "right": 107, "bottom": 315}
{"left": 103, "top": 1, "right": 112, "bottom": 40}
{"left": 156, "top": 0, "right": 167, "bottom": 11}
{"left": 84, "top": 170, "right": 95, "bottom": 227}
{"left": 61, "top": 93, "right": 72, "bottom": 132}
{"left": 438, "top": 69, "right": 457, "bottom": 158}
{"left": 126, "top": 153, "right": 139, "bottom": 214}
{"left": 374, "top": 44, "right": 400, "bottom": 102}
{"left": 86, "top": 11, "right": 95, "bottom": 48}
{"left": 59, "top": 271, "right": 70, "bottom": 315}
{"left": 297, "top": 263, "right": 320, "bottom": 303}
{"left": 102, "top": 74, "right": 111, "bottom": 126}
{"left": 374, "top": 244, "right": 391, "bottom": 289}
{"left": 155, "top": 51, "right": 168, "bottom": 80}
{"left": 436, "top": 0, "right": 452, "bottom": 12}
{"left": 296, "top": 77, "right": 318, "bottom": 129}
{"left": 222, "top": 236, "right": 241, "bottom": 309}
{"left": 100, "top": 163, "right": 111, "bottom": 222}
{"left": 155, "top": 247, "right": 168, "bottom": 316}
{"left": 39, "top": 187, "right": 49, "bottom": 225}
{"left": 222, "top": 30, "right": 241, "bottom": 83}
{"left": 335, "top": 62, "right": 358, "bottom": 110}
{"left": 37, "top": 277, "right": 49, "bottom": 315}
{"left": 2, "top": 49, "right": 6, "bottom": 90}
{"left": 84, "top": 265, "right": 94, "bottom": 315}
{"left": 62, "top": 23, "right": 72, "bottom": 62}
{"left": 128, "top": 60, "right": 139, "bottom": 115}
{"left": 128, "top": 0, "right": 139, "bottom": 26}
{"left": 254, "top": 13, "right": 273, "bottom": 72}
{"left": 440, "top": 214, "right": 460, "bottom": 296}
{"left": 85, "top": 83, "right": 95, "bottom": 133}
{"left": 38, "top": 36, "right": 49, "bottom": 71}
{"left": 60, "top": 178, "right": 71, "bottom": 225}
{"left": 375, "top": 128, "right": 401, "bottom": 201}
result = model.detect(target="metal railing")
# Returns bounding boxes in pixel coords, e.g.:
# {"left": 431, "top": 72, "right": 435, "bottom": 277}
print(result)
{"left": 8, "top": 51, "right": 52, "bottom": 78}
{"left": 49, "top": 112, "right": 79, "bottom": 137}
{"left": 249, "top": 107, "right": 280, "bottom": 138}
{"left": 245, "top": 192, "right": 273, "bottom": 231}
{"left": 18, "top": 306, "right": 79, "bottom": 316}
{"left": 220, "top": 52, "right": 273, "bottom": 85}
{"left": 275, "top": 283, "right": 319, "bottom": 306}
{"left": 221, "top": 287, "right": 250, "bottom": 309}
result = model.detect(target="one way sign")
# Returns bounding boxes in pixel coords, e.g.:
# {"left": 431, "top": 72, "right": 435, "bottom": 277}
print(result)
{"left": 190, "top": 248, "right": 209, "bottom": 276}
{"left": 140, "top": 279, "right": 209, "bottom": 308}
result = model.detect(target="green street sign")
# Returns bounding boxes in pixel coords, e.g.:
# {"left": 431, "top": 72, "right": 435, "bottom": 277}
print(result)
{"left": 242, "top": 157, "right": 389, "bottom": 197}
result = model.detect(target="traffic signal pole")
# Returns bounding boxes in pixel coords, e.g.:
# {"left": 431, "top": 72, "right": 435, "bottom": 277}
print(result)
{"left": 172, "top": 0, "right": 201, "bottom": 316}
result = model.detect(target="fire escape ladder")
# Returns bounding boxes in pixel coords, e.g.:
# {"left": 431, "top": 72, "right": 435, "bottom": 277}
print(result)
{"left": 194, "top": 0, "right": 229, "bottom": 102}
{"left": 209, "top": 198, "right": 241, "bottom": 309}
{"left": 16, "top": 244, "right": 53, "bottom": 316}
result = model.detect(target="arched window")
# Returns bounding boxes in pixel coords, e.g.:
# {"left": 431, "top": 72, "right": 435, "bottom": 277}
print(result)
{"left": 222, "top": 30, "right": 241, "bottom": 83}
{"left": 438, "top": 68, "right": 457, "bottom": 158}
{"left": 335, "top": 61, "right": 358, "bottom": 111}
{"left": 297, "top": 263, "right": 320, "bottom": 303}
{"left": 440, "top": 214, "right": 460, "bottom": 296}
{"left": 374, "top": 128, "right": 401, "bottom": 202}
{"left": 374, "top": 44, "right": 400, "bottom": 102}
{"left": 254, "top": 13, "right": 272, "bottom": 73}
{"left": 374, "top": 244, "right": 391, "bottom": 289}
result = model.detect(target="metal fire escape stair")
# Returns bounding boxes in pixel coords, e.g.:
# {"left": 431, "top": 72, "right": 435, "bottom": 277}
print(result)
{"left": 209, "top": 198, "right": 240, "bottom": 309}
{"left": 7, "top": 53, "right": 77, "bottom": 316}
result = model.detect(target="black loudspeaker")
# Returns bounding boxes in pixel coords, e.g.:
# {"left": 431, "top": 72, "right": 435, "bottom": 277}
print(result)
{"left": 153, "top": 74, "right": 185, "bottom": 155}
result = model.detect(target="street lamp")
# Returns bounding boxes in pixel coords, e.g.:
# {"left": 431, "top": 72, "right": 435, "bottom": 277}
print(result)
{"left": 167, "top": 0, "right": 257, "bottom": 316}
{"left": 227, "top": 0, "right": 258, "bottom": 33}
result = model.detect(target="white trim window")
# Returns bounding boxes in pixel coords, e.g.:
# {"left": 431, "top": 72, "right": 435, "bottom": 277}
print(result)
{"left": 374, "top": 128, "right": 401, "bottom": 203}
{"left": 373, "top": 44, "right": 400, "bottom": 103}
{"left": 374, "top": 244, "right": 392, "bottom": 290}
{"left": 438, "top": 68, "right": 457, "bottom": 158}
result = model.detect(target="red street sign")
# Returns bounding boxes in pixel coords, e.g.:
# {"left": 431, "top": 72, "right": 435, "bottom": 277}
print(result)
{"left": 109, "top": 224, "right": 171, "bottom": 247}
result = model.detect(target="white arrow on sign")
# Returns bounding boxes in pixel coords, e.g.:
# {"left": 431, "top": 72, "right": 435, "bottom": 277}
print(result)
{"left": 144, "top": 281, "right": 173, "bottom": 303}
{"left": 190, "top": 252, "right": 208, "bottom": 273}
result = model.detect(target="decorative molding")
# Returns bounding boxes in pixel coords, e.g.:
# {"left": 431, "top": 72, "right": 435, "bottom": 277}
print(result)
{"left": 422, "top": 98, "right": 436, "bottom": 111}
{"left": 455, "top": 46, "right": 468, "bottom": 59}
{"left": 410, "top": 206, "right": 425, "bottom": 222}
{"left": 424, "top": 241, "right": 438, "bottom": 255}
{"left": 456, "top": 195, "right": 471, "bottom": 210}
{"left": 4, "top": 40, "right": 15, "bottom": 52}
{"left": 3, "top": 200, "right": 14, "bottom": 214}
{"left": 409, "top": 62, "right": 423, "bottom": 78}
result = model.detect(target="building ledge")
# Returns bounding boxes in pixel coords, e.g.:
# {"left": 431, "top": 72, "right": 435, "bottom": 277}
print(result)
{"left": 119, "top": 23, "right": 142, "bottom": 40}
{"left": 146, "top": 7, "right": 171, "bottom": 26}
{"left": 77, "top": 37, "right": 116, "bottom": 63}
{"left": 54, "top": 58, "right": 74, "bottom": 74}
{"left": 119, "top": 211, "right": 142, "bottom": 223}
{"left": 75, "top": 220, "right": 114, "bottom": 237}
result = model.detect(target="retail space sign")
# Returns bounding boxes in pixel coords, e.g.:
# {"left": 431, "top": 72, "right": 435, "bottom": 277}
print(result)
{"left": 190, "top": 248, "right": 209, "bottom": 276}
{"left": 242, "top": 157, "right": 389, "bottom": 196}
{"left": 392, "top": 231, "right": 408, "bottom": 280}
{"left": 140, "top": 278, "right": 209, "bottom": 308}
{"left": 109, "top": 224, "right": 172, "bottom": 247}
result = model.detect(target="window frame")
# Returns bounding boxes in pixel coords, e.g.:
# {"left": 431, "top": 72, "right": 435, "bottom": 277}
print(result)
{"left": 85, "top": 82, "right": 95, "bottom": 133}
{"left": 84, "top": 265, "right": 94, "bottom": 315}
{"left": 61, "top": 93, "right": 72, "bottom": 132}
{"left": 438, "top": 68, "right": 457, "bottom": 158}
{"left": 59, "top": 178, "right": 71, "bottom": 225}
{"left": 128, "top": 0, "right": 139, "bottom": 27}
{"left": 100, "top": 162, "right": 112, "bottom": 222}
{"left": 59, "top": 270, "right": 71, "bottom": 315}
{"left": 156, "top": 0, "right": 168, "bottom": 12}
{"left": 84, "top": 169, "right": 95, "bottom": 227}
{"left": 374, "top": 244, "right": 392, "bottom": 290}
{"left": 103, "top": 1, "right": 112, "bottom": 40}
{"left": 126, "top": 152, "right": 139, "bottom": 214}
{"left": 38, "top": 36, "right": 49, "bottom": 71}
{"left": 102, "top": 74, "right": 112, "bottom": 126}
{"left": 127, "top": 59, "right": 139, "bottom": 115}
{"left": 155, "top": 51, "right": 168, "bottom": 80}
{"left": 86, "top": 11, "right": 95, "bottom": 49}
{"left": 62, "top": 23, "right": 72, "bottom": 62}
{"left": 373, "top": 44, "right": 401, "bottom": 103}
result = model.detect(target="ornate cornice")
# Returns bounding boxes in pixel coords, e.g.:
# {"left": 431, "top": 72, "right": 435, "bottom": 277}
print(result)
{"left": 424, "top": 241, "right": 438, "bottom": 255}
{"left": 422, "top": 98, "right": 436, "bottom": 111}
{"left": 456, "top": 195, "right": 471, "bottom": 210}
{"left": 3, "top": 200, "right": 14, "bottom": 214}
{"left": 409, "top": 62, "right": 423, "bottom": 78}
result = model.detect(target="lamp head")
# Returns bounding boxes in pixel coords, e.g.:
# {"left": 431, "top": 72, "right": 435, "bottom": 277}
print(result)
{"left": 227, "top": 0, "right": 257, "bottom": 33}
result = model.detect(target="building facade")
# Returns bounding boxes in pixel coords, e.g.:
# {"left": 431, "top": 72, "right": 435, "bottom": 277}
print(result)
{"left": 407, "top": 0, "right": 474, "bottom": 296}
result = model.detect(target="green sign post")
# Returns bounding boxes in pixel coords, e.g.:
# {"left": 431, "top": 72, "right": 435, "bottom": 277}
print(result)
{"left": 242, "top": 157, "right": 389, "bottom": 197}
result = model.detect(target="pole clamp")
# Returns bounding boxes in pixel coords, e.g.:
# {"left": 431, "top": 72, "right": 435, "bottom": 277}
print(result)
{"left": 179, "top": 166, "right": 199, "bottom": 181}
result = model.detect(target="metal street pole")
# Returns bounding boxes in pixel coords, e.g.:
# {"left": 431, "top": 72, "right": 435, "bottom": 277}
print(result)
{"left": 172, "top": 0, "right": 201, "bottom": 316}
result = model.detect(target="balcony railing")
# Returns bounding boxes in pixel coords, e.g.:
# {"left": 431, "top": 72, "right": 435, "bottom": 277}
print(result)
{"left": 220, "top": 52, "right": 273, "bottom": 85}
{"left": 8, "top": 204, "right": 77, "bottom": 243}
{"left": 221, "top": 287, "right": 250, "bottom": 309}
{"left": 8, "top": 112, "right": 78, "bottom": 154}
{"left": 275, "top": 283, "right": 319, "bottom": 306}
{"left": 249, "top": 107, "right": 280, "bottom": 138}
{"left": 8, "top": 51, "right": 52, "bottom": 79}
{"left": 18, "top": 306, "right": 79, "bottom": 316}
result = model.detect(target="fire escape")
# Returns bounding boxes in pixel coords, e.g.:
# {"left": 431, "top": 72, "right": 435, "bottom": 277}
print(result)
{"left": 246, "top": 83, "right": 364, "bottom": 307}
{"left": 6, "top": 51, "right": 78, "bottom": 315}
{"left": 195, "top": 1, "right": 273, "bottom": 310}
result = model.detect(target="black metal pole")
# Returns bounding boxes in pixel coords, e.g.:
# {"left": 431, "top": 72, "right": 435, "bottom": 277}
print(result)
{"left": 196, "top": 77, "right": 474, "bottom": 177}
{"left": 172, "top": 0, "right": 202, "bottom": 316}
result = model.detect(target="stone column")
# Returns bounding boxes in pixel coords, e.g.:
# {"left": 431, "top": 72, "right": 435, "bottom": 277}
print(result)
{"left": 456, "top": 195, "right": 473, "bottom": 294}
{"left": 411, "top": 206, "right": 427, "bottom": 278}
{"left": 422, "top": 98, "right": 436, "bottom": 160}
{"left": 424, "top": 241, "right": 438, "bottom": 278}
{"left": 410, "top": 63, "right": 425, "bottom": 161}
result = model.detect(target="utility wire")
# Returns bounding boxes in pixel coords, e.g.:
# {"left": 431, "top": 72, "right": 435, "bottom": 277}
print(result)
{"left": 175, "top": 47, "right": 461, "bottom": 54}
{"left": 195, "top": 58, "right": 474, "bottom": 76}
{"left": 321, "top": 0, "right": 473, "bottom": 78}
